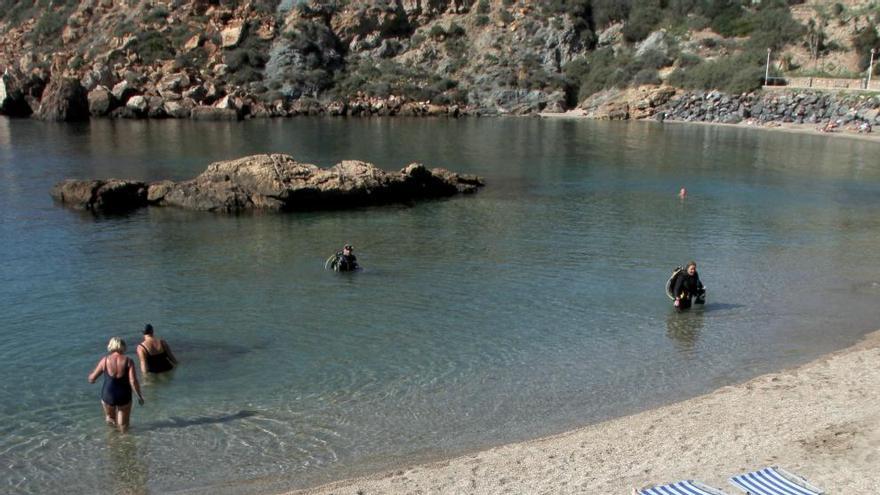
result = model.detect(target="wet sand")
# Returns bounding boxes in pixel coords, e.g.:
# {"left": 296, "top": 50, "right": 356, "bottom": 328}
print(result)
{"left": 285, "top": 330, "right": 880, "bottom": 494}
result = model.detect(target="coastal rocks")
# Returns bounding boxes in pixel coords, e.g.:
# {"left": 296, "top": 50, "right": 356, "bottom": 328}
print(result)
{"left": 35, "top": 78, "right": 89, "bottom": 122}
{"left": 51, "top": 179, "right": 148, "bottom": 212}
{"left": 191, "top": 105, "right": 240, "bottom": 121}
{"left": 578, "top": 86, "right": 674, "bottom": 120}
{"left": 87, "top": 86, "right": 115, "bottom": 116}
{"left": 0, "top": 71, "right": 33, "bottom": 117}
{"left": 53, "top": 154, "right": 484, "bottom": 213}
{"left": 655, "top": 90, "right": 880, "bottom": 128}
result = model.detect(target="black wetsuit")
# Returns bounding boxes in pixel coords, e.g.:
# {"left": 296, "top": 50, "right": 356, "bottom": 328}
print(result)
{"left": 139, "top": 342, "right": 174, "bottom": 373}
{"left": 338, "top": 253, "right": 358, "bottom": 271}
{"left": 101, "top": 357, "right": 132, "bottom": 407}
{"left": 672, "top": 271, "right": 704, "bottom": 310}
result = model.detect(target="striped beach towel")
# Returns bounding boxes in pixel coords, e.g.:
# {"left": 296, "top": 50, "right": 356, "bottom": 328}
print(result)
{"left": 637, "top": 480, "right": 729, "bottom": 495}
{"left": 729, "top": 467, "right": 823, "bottom": 495}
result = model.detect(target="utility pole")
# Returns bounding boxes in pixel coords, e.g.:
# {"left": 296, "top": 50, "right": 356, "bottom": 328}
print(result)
{"left": 765, "top": 48, "right": 772, "bottom": 86}
{"left": 868, "top": 48, "right": 876, "bottom": 89}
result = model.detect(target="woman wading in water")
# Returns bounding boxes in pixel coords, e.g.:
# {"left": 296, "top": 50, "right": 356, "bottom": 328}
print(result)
{"left": 88, "top": 337, "right": 144, "bottom": 432}
{"left": 136, "top": 323, "right": 177, "bottom": 374}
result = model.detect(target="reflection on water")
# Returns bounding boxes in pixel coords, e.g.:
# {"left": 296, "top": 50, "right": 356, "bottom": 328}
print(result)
{"left": 2, "top": 117, "right": 880, "bottom": 494}
{"left": 666, "top": 309, "right": 705, "bottom": 352}
{"left": 106, "top": 433, "right": 149, "bottom": 495}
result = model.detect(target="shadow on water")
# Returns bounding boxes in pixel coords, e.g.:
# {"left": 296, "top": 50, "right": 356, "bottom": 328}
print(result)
{"left": 699, "top": 302, "right": 746, "bottom": 312}
{"left": 143, "top": 410, "right": 257, "bottom": 430}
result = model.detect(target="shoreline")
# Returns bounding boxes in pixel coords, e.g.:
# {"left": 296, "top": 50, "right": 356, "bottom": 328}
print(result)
{"left": 281, "top": 330, "right": 880, "bottom": 494}
{"left": 540, "top": 110, "right": 880, "bottom": 144}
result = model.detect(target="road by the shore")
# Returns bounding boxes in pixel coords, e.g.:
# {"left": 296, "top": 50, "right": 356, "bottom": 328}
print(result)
{"left": 284, "top": 330, "right": 880, "bottom": 494}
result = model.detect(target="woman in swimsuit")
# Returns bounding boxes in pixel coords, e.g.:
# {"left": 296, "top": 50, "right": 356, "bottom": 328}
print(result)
{"left": 136, "top": 323, "right": 178, "bottom": 374}
{"left": 88, "top": 337, "right": 144, "bottom": 432}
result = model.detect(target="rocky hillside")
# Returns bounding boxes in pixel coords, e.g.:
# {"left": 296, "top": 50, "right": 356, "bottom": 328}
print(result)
{"left": 1, "top": 0, "right": 878, "bottom": 121}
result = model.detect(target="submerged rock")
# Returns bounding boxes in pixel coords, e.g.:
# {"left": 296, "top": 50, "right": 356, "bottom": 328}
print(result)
{"left": 53, "top": 153, "right": 484, "bottom": 213}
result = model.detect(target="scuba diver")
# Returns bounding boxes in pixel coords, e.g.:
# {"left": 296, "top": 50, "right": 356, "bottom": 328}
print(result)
{"left": 325, "top": 244, "right": 360, "bottom": 272}
{"left": 668, "top": 261, "right": 706, "bottom": 311}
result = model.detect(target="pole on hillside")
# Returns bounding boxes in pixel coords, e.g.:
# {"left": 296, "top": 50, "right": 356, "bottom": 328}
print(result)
{"left": 868, "top": 48, "right": 876, "bottom": 89}
{"left": 764, "top": 48, "right": 772, "bottom": 86}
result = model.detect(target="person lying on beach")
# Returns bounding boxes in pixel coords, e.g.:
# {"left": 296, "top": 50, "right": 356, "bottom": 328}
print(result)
{"left": 672, "top": 261, "right": 705, "bottom": 311}
{"left": 88, "top": 337, "right": 144, "bottom": 432}
{"left": 136, "top": 324, "right": 177, "bottom": 374}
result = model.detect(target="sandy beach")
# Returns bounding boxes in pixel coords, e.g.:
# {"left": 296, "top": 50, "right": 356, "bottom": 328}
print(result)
{"left": 539, "top": 110, "right": 880, "bottom": 145}
{"left": 287, "top": 330, "right": 880, "bottom": 494}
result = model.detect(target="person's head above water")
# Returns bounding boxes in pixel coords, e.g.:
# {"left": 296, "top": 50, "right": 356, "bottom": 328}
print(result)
{"left": 343, "top": 244, "right": 353, "bottom": 254}
{"left": 678, "top": 187, "right": 687, "bottom": 198}
{"left": 143, "top": 324, "right": 154, "bottom": 336}
{"left": 107, "top": 337, "right": 127, "bottom": 354}
{"left": 686, "top": 261, "right": 697, "bottom": 275}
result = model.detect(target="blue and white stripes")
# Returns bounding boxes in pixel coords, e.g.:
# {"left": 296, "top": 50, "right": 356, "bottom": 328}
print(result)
{"left": 728, "top": 467, "right": 822, "bottom": 495}
{"left": 638, "top": 480, "right": 728, "bottom": 495}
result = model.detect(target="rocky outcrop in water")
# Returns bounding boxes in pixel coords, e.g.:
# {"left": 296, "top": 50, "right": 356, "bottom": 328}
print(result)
{"left": 51, "top": 153, "right": 484, "bottom": 213}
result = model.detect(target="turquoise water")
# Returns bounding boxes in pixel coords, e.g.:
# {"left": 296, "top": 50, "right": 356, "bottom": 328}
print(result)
{"left": 2, "top": 117, "right": 880, "bottom": 494}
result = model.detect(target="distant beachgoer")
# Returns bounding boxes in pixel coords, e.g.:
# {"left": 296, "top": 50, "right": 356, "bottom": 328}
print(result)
{"left": 678, "top": 187, "right": 687, "bottom": 199}
{"left": 672, "top": 261, "right": 705, "bottom": 311}
{"left": 136, "top": 324, "right": 177, "bottom": 374}
{"left": 820, "top": 121, "right": 838, "bottom": 133}
{"left": 858, "top": 122, "right": 872, "bottom": 134}
{"left": 88, "top": 337, "right": 144, "bottom": 432}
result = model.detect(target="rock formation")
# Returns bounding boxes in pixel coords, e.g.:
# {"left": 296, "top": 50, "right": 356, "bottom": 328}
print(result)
{"left": 51, "top": 153, "right": 483, "bottom": 213}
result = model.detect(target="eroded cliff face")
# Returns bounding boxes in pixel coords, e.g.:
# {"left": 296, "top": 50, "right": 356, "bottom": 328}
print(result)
{"left": 1, "top": 1, "right": 872, "bottom": 120}
{"left": 0, "top": 0, "right": 593, "bottom": 119}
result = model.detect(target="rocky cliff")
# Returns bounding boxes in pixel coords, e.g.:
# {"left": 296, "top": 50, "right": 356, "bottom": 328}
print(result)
{"left": 1, "top": 1, "right": 877, "bottom": 121}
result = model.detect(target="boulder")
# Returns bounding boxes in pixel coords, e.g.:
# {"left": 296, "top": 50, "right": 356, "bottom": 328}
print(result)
{"left": 147, "top": 96, "right": 167, "bottom": 118}
{"left": 221, "top": 23, "right": 245, "bottom": 48}
{"left": 36, "top": 78, "right": 89, "bottom": 121}
{"left": 191, "top": 106, "right": 240, "bottom": 121}
{"left": 111, "top": 80, "right": 138, "bottom": 103}
{"left": 51, "top": 179, "right": 148, "bottom": 212}
{"left": 183, "top": 84, "right": 208, "bottom": 102}
{"left": 635, "top": 30, "right": 669, "bottom": 59}
{"left": 158, "top": 73, "right": 191, "bottom": 93}
{"left": 163, "top": 100, "right": 191, "bottom": 118}
{"left": 126, "top": 95, "right": 148, "bottom": 115}
{"left": 87, "top": 86, "right": 115, "bottom": 116}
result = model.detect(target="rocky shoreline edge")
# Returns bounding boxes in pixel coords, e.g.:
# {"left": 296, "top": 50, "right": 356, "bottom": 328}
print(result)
{"left": 50, "top": 153, "right": 484, "bottom": 213}
{"left": 560, "top": 86, "right": 880, "bottom": 131}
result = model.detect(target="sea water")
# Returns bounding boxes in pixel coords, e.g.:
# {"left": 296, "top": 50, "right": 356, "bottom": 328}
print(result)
{"left": 2, "top": 117, "right": 880, "bottom": 494}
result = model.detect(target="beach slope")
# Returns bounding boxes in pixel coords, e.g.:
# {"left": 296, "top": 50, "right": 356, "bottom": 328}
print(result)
{"left": 289, "top": 331, "right": 880, "bottom": 494}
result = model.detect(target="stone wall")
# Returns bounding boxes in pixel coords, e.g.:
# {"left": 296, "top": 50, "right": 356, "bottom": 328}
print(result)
{"left": 654, "top": 90, "right": 880, "bottom": 128}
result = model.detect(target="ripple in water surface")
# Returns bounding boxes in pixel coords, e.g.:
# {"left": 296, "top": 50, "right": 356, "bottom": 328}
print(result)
{"left": 1, "top": 117, "right": 880, "bottom": 494}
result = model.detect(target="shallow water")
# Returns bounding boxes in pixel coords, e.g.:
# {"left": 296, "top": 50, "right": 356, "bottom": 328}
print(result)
{"left": 2, "top": 117, "right": 880, "bottom": 494}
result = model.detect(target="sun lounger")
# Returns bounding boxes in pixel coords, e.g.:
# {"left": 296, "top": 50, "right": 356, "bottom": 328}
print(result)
{"left": 729, "top": 467, "right": 824, "bottom": 495}
{"left": 634, "top": 479, "right": 730, "bottom": 495}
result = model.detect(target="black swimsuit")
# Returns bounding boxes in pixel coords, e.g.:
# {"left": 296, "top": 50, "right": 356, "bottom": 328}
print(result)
{"left": 101, "top": 357, "right": 132, "bottom": 407}
{"left": 139, "top": 343, "right": 174, "bottom": 373}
